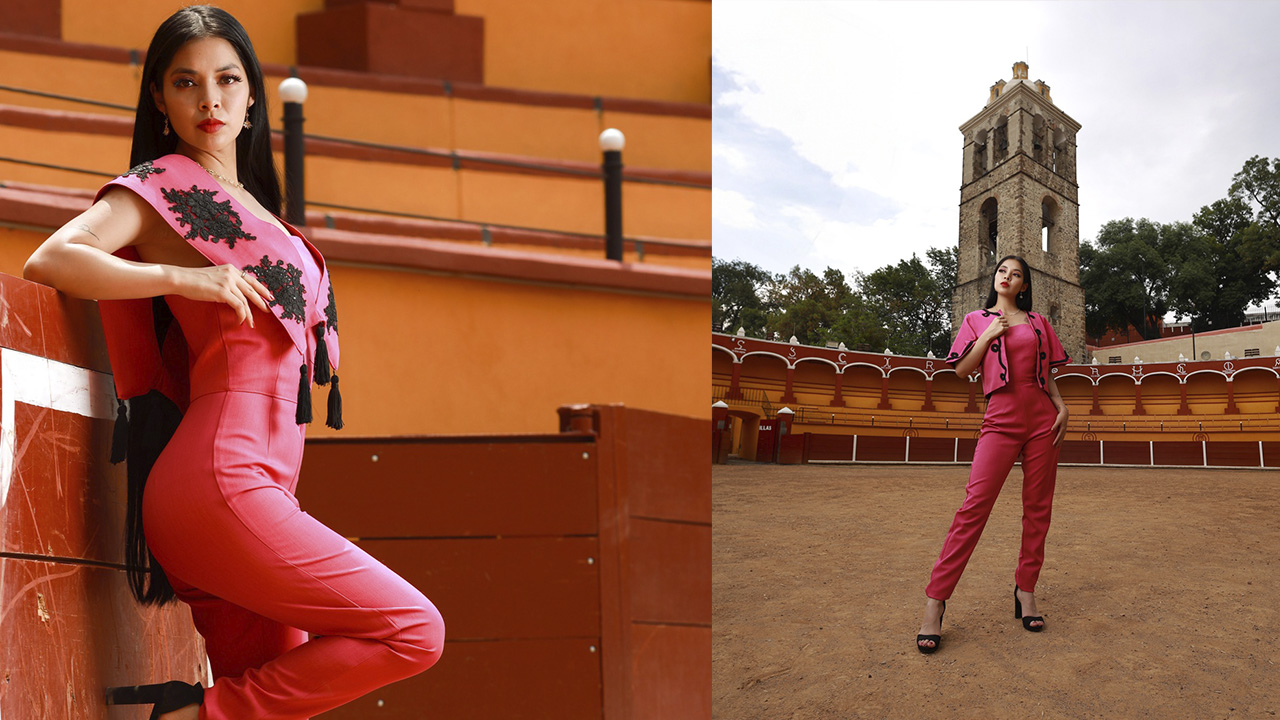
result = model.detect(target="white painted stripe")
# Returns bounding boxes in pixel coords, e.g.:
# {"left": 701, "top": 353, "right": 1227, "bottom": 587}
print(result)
{"left": 1261, "top": 440, "right": 1265, "bottom": 468}
{"left": 905, "top": 435, "right": 911, "bottom": 462}
{"left": 1149, "top": 441, "right": 1154, "bottom": 466}
{"left": 1202, "top": 441, "right": 1207, "bottom": 467}
{"left": 852, "top": 434, "right": 857, "bottom": 462}
{"left": 954, "top": 437, "right": 958, "bottom": 463}
{"left": 1, "top": 348, "right": 116, "bottom": 511}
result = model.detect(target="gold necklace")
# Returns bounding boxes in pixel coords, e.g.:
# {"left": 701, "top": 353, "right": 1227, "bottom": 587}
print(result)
{"left": 198, "top": 163, "right": 244, "bottom": 190}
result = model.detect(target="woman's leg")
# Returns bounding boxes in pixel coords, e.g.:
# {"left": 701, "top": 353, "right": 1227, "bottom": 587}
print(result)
{"left": 155, "top": 480, "right": 444, "bottom": 720}
{"left": 167, "top": 570, "right": 307, "bottom": 681}
{"left": 1014, "top": 408, "right": 1061, "bottom": 595}
{"left": 144, "top": 393, "right": 444, "bottom": 720}
{"left": 925, "top": 424, "right": 1022, "bottom": 600}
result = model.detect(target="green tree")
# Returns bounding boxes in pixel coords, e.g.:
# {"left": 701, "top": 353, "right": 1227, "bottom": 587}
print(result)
{"left": 858, "top": 252, "right": 953, "bottom": 357}
{"left": 1080, "top": 218, "right": 1171, "bottom": 340}
{"left": 1163, "top": 195, "right": 1276, "bottom": 331}
{"left": 711, "top": 258, "right": 774, "bottom": 334}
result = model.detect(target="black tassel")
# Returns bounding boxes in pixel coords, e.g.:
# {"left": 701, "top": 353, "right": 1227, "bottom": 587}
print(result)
{"left": 110, "top": 398, "right": 129, "bottom": 463}
{"left": 296, "top": 363, "right": 312, "bottom": 424}
{"left": 326, "top": 374, "right": 344, "bottom": 430}
{"left": 313, "top": 323, "right": 332, "bottom": 385}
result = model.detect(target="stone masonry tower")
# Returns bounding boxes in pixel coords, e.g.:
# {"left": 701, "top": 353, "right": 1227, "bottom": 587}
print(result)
{"left": 953, "top": 61, "right": 1085, "bottom": 363}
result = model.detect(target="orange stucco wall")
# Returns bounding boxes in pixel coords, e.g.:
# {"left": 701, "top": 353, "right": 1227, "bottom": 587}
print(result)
{"left": 0, "top": 49, "right": 709, "bottom": 175}
{"left": 59, "top": 0, "right": 710, "bottom": 104}
{"left": 3, "top": 227, "right": 709, "bottom": 434}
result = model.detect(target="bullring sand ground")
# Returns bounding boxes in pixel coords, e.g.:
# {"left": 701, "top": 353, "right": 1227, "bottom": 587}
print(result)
{"left": 713, "top": 462, "right": 1280, "bottom": 719}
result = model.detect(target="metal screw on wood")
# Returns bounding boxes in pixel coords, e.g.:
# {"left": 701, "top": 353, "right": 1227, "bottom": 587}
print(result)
{"left": 371, "top": 454, "right": 379, "bottom": 462}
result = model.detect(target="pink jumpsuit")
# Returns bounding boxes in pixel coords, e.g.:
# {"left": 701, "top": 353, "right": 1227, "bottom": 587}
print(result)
{"left": 926, "top": 322, "right": 1060, "bottom": 600}
{"left": 140, "top": 228, "right": 444, "bottom": 719}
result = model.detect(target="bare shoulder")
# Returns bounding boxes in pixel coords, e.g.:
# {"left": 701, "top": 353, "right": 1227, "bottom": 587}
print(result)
{"left": 65, "top": 186, "right": 166, "bottom": 254}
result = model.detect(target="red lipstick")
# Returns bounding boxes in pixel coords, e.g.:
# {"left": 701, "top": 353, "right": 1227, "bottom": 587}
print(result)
{"left": 197, "top": 119, "right": 224, "bottom": 133}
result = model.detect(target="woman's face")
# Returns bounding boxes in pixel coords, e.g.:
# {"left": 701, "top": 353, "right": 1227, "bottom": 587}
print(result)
{"left": 151, "top": 36, "right": 253, "bottom": 157}
{"left": 993, "top": 259, "right": 1026, "bottom": 299}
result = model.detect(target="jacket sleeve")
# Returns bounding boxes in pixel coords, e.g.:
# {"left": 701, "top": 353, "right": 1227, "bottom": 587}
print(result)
{"left": 944, "top": 313, "right": 980, "bottom": 367}
{"left": 1044, "top": 318, "right": 1072, "bottom": 366}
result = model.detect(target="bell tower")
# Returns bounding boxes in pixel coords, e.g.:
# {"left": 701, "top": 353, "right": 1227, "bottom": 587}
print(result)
{"left": 953, "top": 61, "right": 1085, "bottom": 363}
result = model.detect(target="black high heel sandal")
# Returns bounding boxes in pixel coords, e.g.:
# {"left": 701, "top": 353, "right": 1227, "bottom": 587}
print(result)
{"left": 105, "top": 681, "right": 204, "bottom": 719}
{"left": 916, "top": 599, "right": 946, "bottom": 654}
{"left": 1014, "top": 586, "right": 1045, "bottom": 632}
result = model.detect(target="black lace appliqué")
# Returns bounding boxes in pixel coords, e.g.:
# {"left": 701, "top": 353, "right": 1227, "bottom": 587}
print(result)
{"left": 161, "top": 185, "right": 256, "bottom": 249}
{"left": 121, "top": 161, "right": 166, "bottom": 182}
{"left": 243, "top": 255, "right": 306, "bottom": 323}
{"left": 324, "top": 282, "right": 338, "bottom": 334}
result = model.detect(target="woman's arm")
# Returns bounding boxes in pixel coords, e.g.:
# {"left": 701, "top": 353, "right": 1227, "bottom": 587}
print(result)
{"left": 952, "top": 316, "right": 1004, "bottom": 378}
{"left": 24, "top": 187, "right": 273, "bottom": 326}
{"left": 1046, "top": 371, "right": 1069, "bottom": 445}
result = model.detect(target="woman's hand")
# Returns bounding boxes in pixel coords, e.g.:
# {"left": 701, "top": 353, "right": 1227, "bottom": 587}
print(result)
{"left": 1051, "top": 406, "right": 1069, "bottom": 446}
{"left": 982, "top": 314, "right": 1009, "bottom": 341}
{"left": 172, "top": 264, "right": 274, "bottom": 328}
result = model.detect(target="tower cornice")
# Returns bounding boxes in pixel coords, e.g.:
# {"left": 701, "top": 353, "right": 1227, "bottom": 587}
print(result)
{"left": 959, "top": 80, "right": 1081, "bottom": 136}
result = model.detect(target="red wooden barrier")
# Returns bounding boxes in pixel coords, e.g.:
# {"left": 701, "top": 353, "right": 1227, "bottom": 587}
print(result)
{"left": 855, "top": 436, "right": 907, "bottom": 461}
{"left": 1152, "top": 441, "right": 1203, "bottom": 466}
{"left": 298, "top": 404, "right": 710, "bottom": 720}
{"left": 1205, "top": 441, "right": 1261, "bottom": 468}
{"left": 906, "top": 437, "right": 954, "bottom": 462}
{"left": 1058, "top": 440, "right": 1101, "bottom": 464}
{"left": 0, "top": 273, "right": 207, "bottom": 719}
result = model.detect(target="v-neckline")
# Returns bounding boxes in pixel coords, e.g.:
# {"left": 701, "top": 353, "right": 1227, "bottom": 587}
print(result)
{"left": 171, "top": 154, "right": 326, "bottom": 281}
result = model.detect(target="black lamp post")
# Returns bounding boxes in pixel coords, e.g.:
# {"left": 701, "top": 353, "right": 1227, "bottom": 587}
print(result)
{"left": 599, "top": 128, "right": 625, "bottom": 261}
{"left": 280, "top": 77, "right": 308, "bottom": 226}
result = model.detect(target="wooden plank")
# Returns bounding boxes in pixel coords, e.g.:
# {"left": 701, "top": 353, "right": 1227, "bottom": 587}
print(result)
{"left": 1152, "top": 441, "right": 1204, "bottom": 466}
{"left": 807, "top": 434, "right": 853, "bottom": 462}
{"left": 316, "top": 638, "right": 603, "bottom": 720}
{"left": 1058, "top": 440, "right": 1100, "bottom": 464}
{"left": 617, "top": 408, "right": 710, "bottom": 524}
{"left": 3, "top": 402, "right": 125, "bottom": 565}
{"left": 298, "top": 440, "right": 599, "bottom": 537}
{"left": 1263, "top": 441, "right": 1280, "bottom": 468}
{"left": 358, "top": 537, "right": 601, "bottom": 640}
{"left": 856, "top": 436, "right": 906, "bottom": 461}
{"left": 1205, "top": 441, "right": 1261, "bottom": 467}
{"left": 906, "top": 437, "right": 953, "bottom": 462}
{"left": 0, "top": 273, "right": 47, "bottom": 359}
{"left": 0, "top": 557, "right": 207, "bottom": 718}
{"left": 628, "top": 519, "right": 710, "bottom": 626}
{"left": 1102, "top": 441, "right": 1149, "bottom": 465}
{"left": 630, "top": 625, "right": 710, "bottom": 720}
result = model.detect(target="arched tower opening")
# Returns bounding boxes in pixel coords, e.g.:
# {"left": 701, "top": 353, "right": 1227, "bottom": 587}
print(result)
{"left": 1041, "top": 196, "right": 1059, "bottom": 254}
{"left": 980, "top": 197, "right": 999, "bottom": 263}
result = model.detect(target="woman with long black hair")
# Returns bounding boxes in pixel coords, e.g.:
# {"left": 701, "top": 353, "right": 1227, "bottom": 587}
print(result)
{"left": 914, "top": 255, "right": 1070, "bottom": 654}
{"left": 24, "top": 6, "right": 443, "bottom": 717}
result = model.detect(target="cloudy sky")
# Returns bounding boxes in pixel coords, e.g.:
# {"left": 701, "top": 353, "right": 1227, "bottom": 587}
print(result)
{"left": 713, "top": 0, "right": 1280, "bottom": 306}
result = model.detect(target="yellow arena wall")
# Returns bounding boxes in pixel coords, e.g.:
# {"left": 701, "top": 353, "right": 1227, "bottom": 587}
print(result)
{"left": 714, "top": 334, "right": 1280, "bottom": 465}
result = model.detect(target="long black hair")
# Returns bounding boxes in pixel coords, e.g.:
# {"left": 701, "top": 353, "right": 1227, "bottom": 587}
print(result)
{"left": 130, "top": 5, "right": 280, "bottom": 214}
{"left": 122, "top": 5, "right": 279, "bottom": 607}
{"left": 984, "top": 254, "right": 1033, "bottom": 312}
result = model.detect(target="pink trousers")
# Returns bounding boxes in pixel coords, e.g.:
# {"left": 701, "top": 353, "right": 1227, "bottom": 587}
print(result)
{"left": 925, "top": 379, "right": 1060, "bottom": 600}
{"left": 144, "top": 390, "right": 444, "bottom": 719}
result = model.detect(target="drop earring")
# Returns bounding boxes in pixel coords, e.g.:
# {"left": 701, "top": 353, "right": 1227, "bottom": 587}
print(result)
{"left": 243, "top": 117, "right": 252, "bottom": 129}
{"left": 162, "top": 115, "right": 170, "bottom": 136}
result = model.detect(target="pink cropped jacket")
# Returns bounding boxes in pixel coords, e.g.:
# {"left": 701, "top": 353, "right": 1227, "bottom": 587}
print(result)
{"left": 944, "top": 308, "right": 1071, "bottom": 397}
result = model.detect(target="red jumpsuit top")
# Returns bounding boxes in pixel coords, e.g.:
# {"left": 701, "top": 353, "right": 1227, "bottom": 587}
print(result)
{"left": 94, "top": 153, "right": 341, "bottom": 426}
